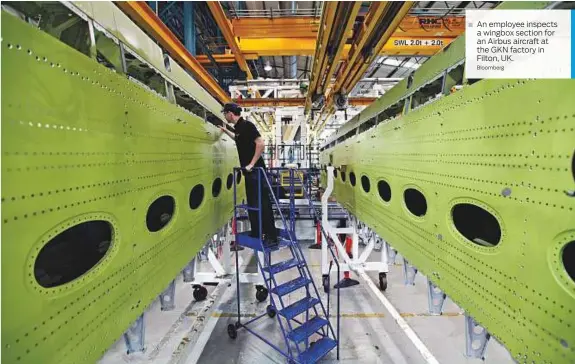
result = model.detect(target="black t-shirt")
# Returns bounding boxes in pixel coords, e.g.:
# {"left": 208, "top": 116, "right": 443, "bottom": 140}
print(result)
{"left": 233, "top": 117, "right": 266, "bottom": 168}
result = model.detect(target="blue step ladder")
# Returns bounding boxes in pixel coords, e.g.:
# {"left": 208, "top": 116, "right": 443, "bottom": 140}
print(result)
{"left": 228, "top": 167, "right": 340, "bottom": 364}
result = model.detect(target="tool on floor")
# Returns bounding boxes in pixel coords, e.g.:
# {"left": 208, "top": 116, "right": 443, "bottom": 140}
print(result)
{"left": 229, "top": 167, "right": 341, "bottom": 364}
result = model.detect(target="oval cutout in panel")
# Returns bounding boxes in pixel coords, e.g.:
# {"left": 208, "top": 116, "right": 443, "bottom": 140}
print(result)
{"left": 361, "top": 175, "right": 371, "bottom": 193}
{"left": 452, "top": 203, "right": 501, "bottom": 247}
{"left": 378, "top": 180, "right": 392, "bottom": 202}
{"left": 333, "top": 169, "right": 338, "bottom": 178}
{"left": 236, "top": 170, "right": 242, "bottom": 185}
{"left": 563, "top": 241, "right": 575, "bottom": 283}
{"left": 571, "top": 149, "right": 574, "bottom": 182}
{"left": 341, "top": 171, "right": 346, "bottom": 182}
{"left": 226, "top": 173, "right": 233, "bottom": 190}
{"left": 212, "top": 178, "right": 222, "bottom": 197}
{"left": 404, "top": 188, "right": 427, "bottom": 217}
{"left": 350, "top": 172, "right": 356, "bottom": 186}
{"left": 147, "top": 196, "right": 175, "bottom": 232}
{"left": 189, "top": 184, "right": 204, "bottom": 209}
{"left": 34, "top": 221, "right": 112, "bottom": 288}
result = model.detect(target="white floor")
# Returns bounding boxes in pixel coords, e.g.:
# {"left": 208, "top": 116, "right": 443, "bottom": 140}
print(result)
{"left": 99, "top": 220, "right": 515, "bottom": 364}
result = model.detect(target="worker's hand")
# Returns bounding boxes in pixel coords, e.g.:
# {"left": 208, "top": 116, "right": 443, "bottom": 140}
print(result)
{"left": 245, "top": 163, "right": 254, "bottom": 172}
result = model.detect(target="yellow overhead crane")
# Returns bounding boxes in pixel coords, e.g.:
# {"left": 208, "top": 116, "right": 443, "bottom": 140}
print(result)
{"left": 196, "top": 14, "right": 463, "bottom": 63}
{"left": 118, "top": 1, "right": 453, "bottom": 135}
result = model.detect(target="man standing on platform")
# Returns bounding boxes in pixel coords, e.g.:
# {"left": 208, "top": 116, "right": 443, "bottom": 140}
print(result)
{"left": 219, "top": 103, "right": 279, "bottom": 247}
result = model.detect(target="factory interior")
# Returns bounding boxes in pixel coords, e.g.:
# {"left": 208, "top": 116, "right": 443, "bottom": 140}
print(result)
{"left": 1, "top": 1, "right": 574, "bottom": 364}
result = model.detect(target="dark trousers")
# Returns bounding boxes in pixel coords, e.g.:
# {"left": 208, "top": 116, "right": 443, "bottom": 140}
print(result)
{"left": 244, "top": 170, "right": 277, "bottom": 239}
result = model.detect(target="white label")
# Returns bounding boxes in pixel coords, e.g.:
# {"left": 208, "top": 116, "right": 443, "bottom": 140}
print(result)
{"left": 465, "top": 10, "right": 572, "bottom": 79}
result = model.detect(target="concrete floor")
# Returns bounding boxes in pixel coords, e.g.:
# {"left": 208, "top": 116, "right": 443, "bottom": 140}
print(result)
{"left": 99, "top": 220, "right": 515, "bottom": 364}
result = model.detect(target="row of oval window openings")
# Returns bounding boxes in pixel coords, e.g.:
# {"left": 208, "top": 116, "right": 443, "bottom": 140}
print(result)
{"left": 325, "top": 169, "right": 505, "bottom": 244}
{"left": 34, "top": 171, "right": 574, "bottom": 290}
{"left": 33, "top": 171, "right": 243, "bottom": 289}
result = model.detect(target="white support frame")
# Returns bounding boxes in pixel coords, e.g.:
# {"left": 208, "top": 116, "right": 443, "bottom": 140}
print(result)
{"left": 321, "top": 167, "right": 389, "bottom": 277}
{"left": 188, "top": 220, "right": 265, "bottom": 285}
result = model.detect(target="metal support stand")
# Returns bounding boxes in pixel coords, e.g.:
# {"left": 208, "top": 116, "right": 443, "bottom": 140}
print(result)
{"left": 465, "top": 315, "right": 491, "bottom": 359}
{"left": 182, "top": 259, "right": 196, "bottom": 283}
{"left": 320, "top": 167, "right": 389, "bottom": 289}
{"left": 427, "top": 279, "right": 446, "bottom": 315}
{"left": 386, "top": 242, "right": 397, "bottom": 264}
{"left": 403, "top": 258, "right": 417, "bottom": 285}
{"left": 159, "top": 280, "right": 176, "bottom": 311}
{"left": 123, "top": 314, "right": 145, "bottom": 354}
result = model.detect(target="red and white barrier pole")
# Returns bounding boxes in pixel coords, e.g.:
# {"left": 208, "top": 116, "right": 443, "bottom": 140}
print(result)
{"left": 334, "top": 235, "right": 359, "bottom": 288}
{"left": 309, "top": 221, "right": 322, "bottom": 249}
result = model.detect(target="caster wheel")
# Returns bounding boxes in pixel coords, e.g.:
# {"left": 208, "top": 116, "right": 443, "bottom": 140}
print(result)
{"left": 379, "top": 272, "right": 388, "bottom": 291}
{"left": 322, "top": 275, "right": 330, "bottom": 294}
{"left": 266, "top": 305, "right": 276, "bottom": 318}
{"left": 193, "top": 285, "right": 208, "bottom": 301}
{"left": 227, "top": 323, "right": 238, "bottom": 339}
{"left": 255, "top": 285, "right": 268, "bottom": 302}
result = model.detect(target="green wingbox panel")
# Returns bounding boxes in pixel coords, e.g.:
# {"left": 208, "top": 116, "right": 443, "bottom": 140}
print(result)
{"left": 321, "top": 76, "right": 575, "bottom": 361}
{"left": 1, "top": 12, "right": 242, "bottom": 363}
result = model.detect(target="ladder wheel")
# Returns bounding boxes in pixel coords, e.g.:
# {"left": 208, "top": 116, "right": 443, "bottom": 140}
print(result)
{"left": 322, "top": 275, "right": 330, "bottom": 294}
{"left": 379, "top": 272, "right": 388, "bottom": 291}
{"left": 266, "top": 305, "right": 276, "bottom": 318}
{"left": 193, "top": 286, "right": 208, "bottom": 301}
{"left": 255, "top": 286, "right": 268, "bottom": 302}
{"left": 227, "top": 324, "right": 238, "bottom": 339}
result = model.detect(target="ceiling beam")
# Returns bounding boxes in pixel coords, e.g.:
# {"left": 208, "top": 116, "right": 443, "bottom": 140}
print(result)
{"left": 305, "top": 2, "right": 338, "bottom": 113}
{"left": 235, "top": 36, "right": 452, "bottom": 57}
{"left": 196, "top": 53, "right": 259, "bottom": 64}
{"left": 230, "top": 15, "right": 464, "bottom": 38}
{"left": 232, "top": 17, "right": 321, "bottom": 38}
{"left": 314, "top": 2, "right": 415, "bottom": 135}
{"left": 115, "top": 1, "right": 230, "bottom": 104}
{"left": 340, "top": 2, "right": 415, "bottom": 96}
{"left": 233, "top": 97, "right": 376, "bottom": 107}
{"left": 315, "top": 2, "right": 362, "bottom": 101}
{"left": 206, "top": 1, "right": 253, "bottom": 79}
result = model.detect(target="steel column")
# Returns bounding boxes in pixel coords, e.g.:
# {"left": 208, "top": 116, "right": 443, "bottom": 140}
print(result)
{"left": 183, "top": 1, "right": 196, "bottom": 55}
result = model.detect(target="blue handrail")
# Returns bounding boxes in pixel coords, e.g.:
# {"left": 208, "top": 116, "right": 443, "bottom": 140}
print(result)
{"left": 232, "top": 166, "right": 341, "bottom": 362}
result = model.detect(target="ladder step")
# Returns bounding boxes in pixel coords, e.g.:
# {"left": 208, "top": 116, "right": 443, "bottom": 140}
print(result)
{"left": 262, "top": 258, "right": 300, "bottom": 274}
{"left": 287, "top": 316, "right": 329, "bottom": 343}
{"left": 298, "top": 337, "right": 337, "bottom": 364}
{"left": 279, "top": 297, "right": 320, "bottom": 320}
{"left": 236, "top": 233, "right": 291, "bottom": 252}
{"left": 271, "top": 277, "right": 310, "bottom": 296}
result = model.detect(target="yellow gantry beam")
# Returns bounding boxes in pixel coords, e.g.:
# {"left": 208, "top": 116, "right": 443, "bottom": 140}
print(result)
{"left": 206, "top": 1, "right": 253, "bottom": 79}
{"left": 231, "top": 15, "right": 465, "bottom": 39}
{"left": 233, "top": 97, "right": 376, "bottom": 108}
{"left": 236, "top": 36, "right": 453, "bottom": 57}
{"left": 115, "top": 1, "right": 231, "bottom": 104}
{"left": 231, "top": 17, "right": 321, "bottom": 38}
